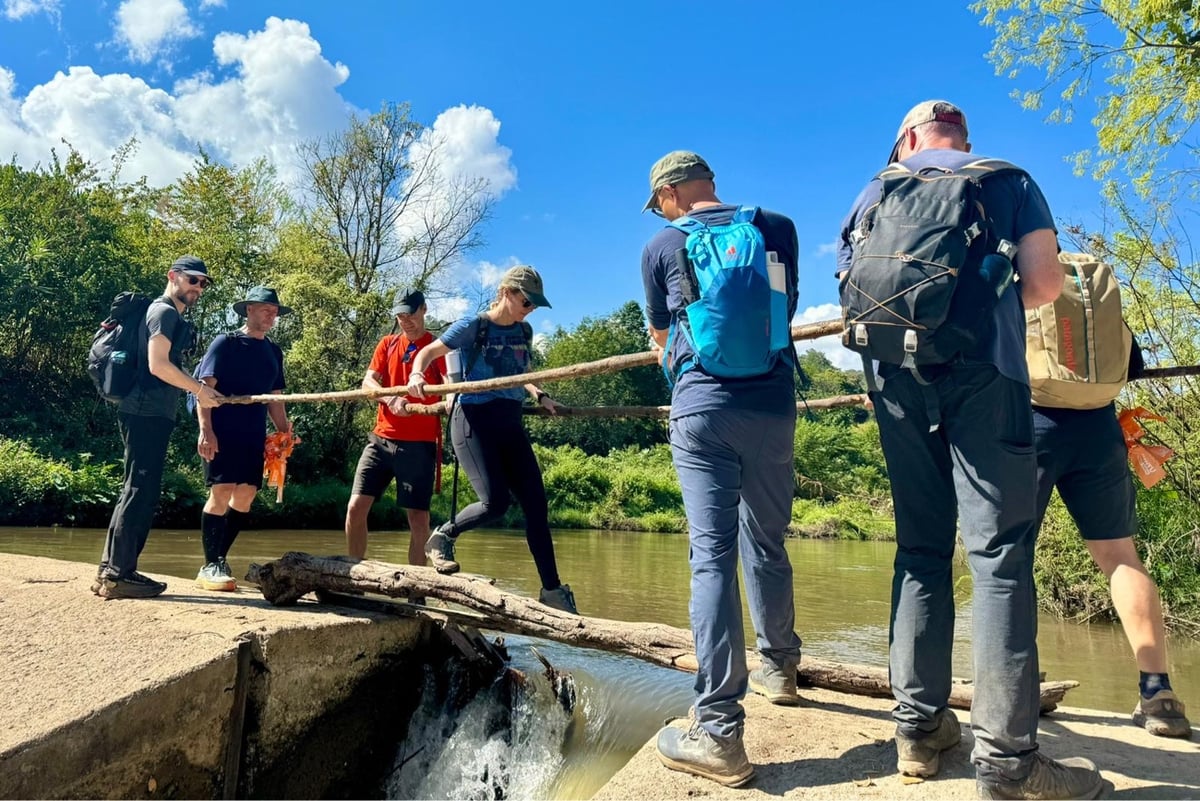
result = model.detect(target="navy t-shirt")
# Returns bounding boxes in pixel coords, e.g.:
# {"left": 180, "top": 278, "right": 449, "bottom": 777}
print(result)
{"left": 836, "top": 149, "right": 1056, "bottom": 384}
{"left": 197, "top": 331, "right": 285, "bottom": 437}
{"left": 440, "top": 315, "right": 531, "bottom": 405}
{"left": 119, "top": 296, "right": 192, "bottom": 420}
{"left": 641, "top": 204, "right": 799, "bottom": 420}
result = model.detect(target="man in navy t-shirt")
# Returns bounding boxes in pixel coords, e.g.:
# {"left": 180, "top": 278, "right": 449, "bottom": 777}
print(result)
{"left": 194, "top": 286, "right": 294, "bottom": 591}
{"left": 838, "top": 101, "right": 1106, "bottom": 799}
{"left": 640, "top": 150, "right": 802, "bottom": 788}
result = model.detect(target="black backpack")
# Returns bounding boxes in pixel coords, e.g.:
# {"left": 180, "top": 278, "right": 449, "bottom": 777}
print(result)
{"left": 840, "top": 159, "right": 1023, "bottom": 370}
{"left": 87, "top": 292, "right": 153, "bottom": 403}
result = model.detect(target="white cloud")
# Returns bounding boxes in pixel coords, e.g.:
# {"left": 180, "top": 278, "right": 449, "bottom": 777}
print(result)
{"left": 4, "top": 0, "right": 59, "bottom": 20}
{"left": 199, "top": 0, "right": 224, "bottom": 8}
{"left": 114, "top": 0, "right": 198, "bottom": 64}
{"left": 793, "top": 303, "right": 859, "bottom": 370}
{"left": 410, "top": 104, "right": 517, "bottom": 198}
{"left": 814, "top": 239, "right": 838, "bottom": 258}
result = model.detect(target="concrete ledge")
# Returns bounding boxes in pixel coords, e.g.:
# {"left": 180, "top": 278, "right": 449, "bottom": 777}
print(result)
{"left": 0, "top": 553, "right": 429, "bottom": 799}
{"left": 595, "top": 688, "right": 1199, "bottom": 800}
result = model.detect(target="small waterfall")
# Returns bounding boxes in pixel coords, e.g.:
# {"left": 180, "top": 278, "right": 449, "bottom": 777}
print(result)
{"left": 386, "top": 657, "right": 572, "bottom": 800}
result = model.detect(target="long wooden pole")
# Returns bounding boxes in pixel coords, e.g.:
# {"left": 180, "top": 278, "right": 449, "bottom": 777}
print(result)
{"left": 219, "top": 319, "right": 845, "bottom": 405}
{"left": 397, "top": 394, "right": 870, "bottom": 418}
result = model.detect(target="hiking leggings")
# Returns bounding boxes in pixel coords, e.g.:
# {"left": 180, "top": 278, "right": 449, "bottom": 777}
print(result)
{"left": 445, "top": 399, "right": 560, "bottom": 589}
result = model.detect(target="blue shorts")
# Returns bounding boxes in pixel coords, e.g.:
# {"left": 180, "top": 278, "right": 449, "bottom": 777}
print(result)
{"left": 1033, "top": 403, "right": 1138, "bottom": 541}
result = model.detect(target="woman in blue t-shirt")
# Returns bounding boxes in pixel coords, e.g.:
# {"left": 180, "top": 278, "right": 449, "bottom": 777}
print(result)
{"left": 406, "top": 266, "right": 577, "bottom": 614}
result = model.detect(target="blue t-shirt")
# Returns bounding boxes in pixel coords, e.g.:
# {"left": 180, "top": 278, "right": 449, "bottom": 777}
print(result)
{"left": 440, "top": 315, "right": 531, "bottom": 405}
{"left": 641, "top": 204, "right": 800, "bottom": 420}
{"left": 197, "top": 331, "right": 286, "bottom": 437}
{"left": 836, "top": 148, "right": 1056, "bottom": 384}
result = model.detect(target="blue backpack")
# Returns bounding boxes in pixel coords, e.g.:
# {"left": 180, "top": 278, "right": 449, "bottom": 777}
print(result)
{"left": 664, "top": 206, "right": 790, "bottom": 386}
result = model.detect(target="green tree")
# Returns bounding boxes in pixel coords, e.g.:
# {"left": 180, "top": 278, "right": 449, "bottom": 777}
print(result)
{"left": 525, "top": 301, "right": 670, "bottom": 454}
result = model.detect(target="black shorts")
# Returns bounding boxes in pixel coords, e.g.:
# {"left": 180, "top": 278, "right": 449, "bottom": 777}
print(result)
{"left": 351, "top": 434, "right": 436, "bottom": 510}
{"left": 1033, "top": 404, "right": 1138, "bottom": 541}
{"left": 205, "top": 436, "right": 265, "bottom": 488}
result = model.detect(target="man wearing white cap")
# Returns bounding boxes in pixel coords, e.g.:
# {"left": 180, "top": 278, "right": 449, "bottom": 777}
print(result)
{"left": 837, "top": 102, "right": 1108, "bottom": 799}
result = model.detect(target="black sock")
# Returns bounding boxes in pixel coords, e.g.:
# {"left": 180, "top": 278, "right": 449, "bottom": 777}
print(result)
{"left": 201, "top": 512, "right": 227, "bottom": 564}
{"left": 223, "top": 508, "right": 250, "bottom": 559}
{"left": 1140, "top": 671, "right": 1172, "bottom": 698}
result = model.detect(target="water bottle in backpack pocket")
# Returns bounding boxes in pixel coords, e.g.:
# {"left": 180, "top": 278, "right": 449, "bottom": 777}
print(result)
{"left": 664, "top": 205, "right": 790, "bottom": 386}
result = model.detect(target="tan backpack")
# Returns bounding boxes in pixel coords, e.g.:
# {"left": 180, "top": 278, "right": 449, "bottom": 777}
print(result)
{"left": 1026, "top": 252, "right": 1133, "bottom": 409}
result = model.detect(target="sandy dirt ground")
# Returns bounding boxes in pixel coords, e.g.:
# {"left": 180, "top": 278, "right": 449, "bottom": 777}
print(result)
{"left": 595, "top": 687, "right": 1198, "bottom": 800}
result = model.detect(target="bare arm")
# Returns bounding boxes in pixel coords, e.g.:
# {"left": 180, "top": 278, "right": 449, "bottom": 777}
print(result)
{"left": 1015, "top": 228, "right": 1062, "bottom": 308}
{"left": 149, "top": 334, "right": 220, "bottom": 408}
{"left": 267, "top": 390, "right": 290, "bottom": 434}
{"left": 648, "top": 325, "right": 668, "bottom": 366}
{"left": 363, "top": 368, "right": 408, "bottom": 416}
{"left": 406, "top": 339, "right": 452, "bottom": 398}
{"left": 196, "top": 375, "right": 219, "bottom": 460}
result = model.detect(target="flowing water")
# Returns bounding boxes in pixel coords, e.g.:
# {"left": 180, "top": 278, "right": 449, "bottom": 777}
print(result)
{"left": 2, "top": 525, "right": 1197, "bottom": 799}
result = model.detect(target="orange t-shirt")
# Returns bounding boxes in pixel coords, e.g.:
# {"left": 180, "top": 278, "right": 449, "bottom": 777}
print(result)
{"left": 369, "top": 331, "right": 446, "bottom": 442}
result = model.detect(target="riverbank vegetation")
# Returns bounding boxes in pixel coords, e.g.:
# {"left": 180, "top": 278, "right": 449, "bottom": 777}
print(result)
{"left": 4, "top": 13, "right": 1200, "bottom": 636}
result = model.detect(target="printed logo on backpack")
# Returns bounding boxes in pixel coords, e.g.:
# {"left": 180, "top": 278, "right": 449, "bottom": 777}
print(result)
{"left": 1026, "top": 252, "right": 1134, "bottom": 410}
{"left": 839, "top": 159, "right": 1022, "bottom": 370}
{"left": 664, "top": 205, "right": 790, "bottom": 386}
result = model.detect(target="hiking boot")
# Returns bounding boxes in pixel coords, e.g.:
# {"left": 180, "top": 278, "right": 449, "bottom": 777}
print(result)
{"left": 195, "top": 562, "right": 237, "bottom": 592}
{"left": 896, "top": 707, "right": 962, "bottom": 777}
{"left": 539, "top": 584, "right": 578, "bottom": 614}
{"left": 656, "top": 721, "right": 753, "bottom": 787}
{"left": 95, "top": 575, "right": 166, "bottom": 600}
{"left": 425, "top": 528, "right": 460, "bottom": 574}
{"left": 749, "top": 660, "right": 799, "bottom": 706}
{"left": 1133, "top": 689, "right": 1192, "bottom": 738}
{"left": 976, "top": 753, "right": 1107, "bottom": 800}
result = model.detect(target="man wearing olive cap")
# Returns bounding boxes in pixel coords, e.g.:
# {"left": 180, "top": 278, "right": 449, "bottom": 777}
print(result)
{"left": 194, "top": 286, "right": 294, "bottom": 591}
{"left": 837, "top": 101, "right": 1107, "bottom": 799}
{"left": 640, "top": 150, "right": 803, "bottom": 787}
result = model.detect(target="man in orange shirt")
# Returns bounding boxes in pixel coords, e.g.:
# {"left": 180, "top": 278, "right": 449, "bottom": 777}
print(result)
{"left": 344, "top": 289, "right": 447, "bottom": 564}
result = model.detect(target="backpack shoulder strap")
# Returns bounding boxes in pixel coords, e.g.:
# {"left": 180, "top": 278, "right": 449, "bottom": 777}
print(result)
{"left": 956, "top": 158, "right": 1024, "bottom": 180}
{"left": 733, "top": 205, "right": 759, "bottom": 224}
{"left": 520, "top": 321, "right": 533, "bottom": 348}
{"left": 462, "top": 313, "right": 491, "bottom": 376}
{"left": 669, "top": 215, "right": 703, "bottom": 234}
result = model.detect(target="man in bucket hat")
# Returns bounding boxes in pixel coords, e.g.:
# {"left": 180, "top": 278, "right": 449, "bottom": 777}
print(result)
{"left": 194, "top": 286, "right": 295, "bottom": 591}
{"left": 344, "top": 287, "right": 447, "bottom": 568}
{"left": 94, "top": 255, "right": 223, "bottom": 599}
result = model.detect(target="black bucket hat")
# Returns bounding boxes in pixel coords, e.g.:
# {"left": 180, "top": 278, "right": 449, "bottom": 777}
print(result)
{"left": 233, "top": 286, "right": 292, "bottom": 318}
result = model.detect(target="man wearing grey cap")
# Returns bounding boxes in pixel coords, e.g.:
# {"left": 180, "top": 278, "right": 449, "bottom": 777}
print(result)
{"left": 344, "top": 288, "right": 446, "bottom": 566}
{"left": 640, "top": 150, "right": 803, "bottom": 787}
{"left": 94, "top": 255, "right": 223, "bottom": 599}
{"left": 837, "top": 102, "right": 1107, "bottom": 799}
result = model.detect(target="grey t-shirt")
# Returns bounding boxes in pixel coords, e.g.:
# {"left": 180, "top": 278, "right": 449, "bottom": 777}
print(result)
{"left": 836, "top": 149, "right": 1056, "bottom": 384}
{"left": 118, "top": 296, "right": 191, "bottom": 420}
{"left": 642, "top": 204, "right": 800, "bottom": 420}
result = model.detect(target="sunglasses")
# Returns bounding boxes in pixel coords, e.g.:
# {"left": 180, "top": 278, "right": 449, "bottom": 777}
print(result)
{"left": 401, "top": 343, "right": 418, "bottom": 363}
{"left": 174, "top": 271, "right": 211, "bottom": 289}
{"left": 515, "top": 291, "right": 533, "bottom": 309}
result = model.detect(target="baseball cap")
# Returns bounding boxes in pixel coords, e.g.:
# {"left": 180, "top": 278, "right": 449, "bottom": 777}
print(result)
{"left": 641, "top": 150, "right": 715, "bottom": 212}
{"left": 392, "top": 287, "right": 426, "bottom": 315}
{"left": 170, "top": 254, "right": 210, "bottom": 278}
{"left": 500, "top": 265, "right": 551, "bottom": 308}
{"left": 888, "top": 100, "right": 969, "bottom": 163}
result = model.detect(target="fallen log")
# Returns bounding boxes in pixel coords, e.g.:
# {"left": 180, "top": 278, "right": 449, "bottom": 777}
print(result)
{"left": 246, "top": 551, "right": 1077, "bottom": 713}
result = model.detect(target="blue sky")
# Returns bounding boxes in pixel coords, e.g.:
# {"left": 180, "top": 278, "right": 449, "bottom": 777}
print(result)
{"left": 0, "top": 0, "right": 1106, "bottom": 367}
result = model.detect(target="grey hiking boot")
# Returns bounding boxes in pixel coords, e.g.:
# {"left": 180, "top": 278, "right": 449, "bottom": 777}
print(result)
{"left": 96, "top": 573, "right": 167, "bottom": 600}
{"left": 538, "top": 584, "right": 578, "bottom": 614}
{"left": 1133, "top": 689, "right": 1192, "bottom": 738}
{"left": 896, "top": 707, "right": 962, "bottom": 777}
{"left": 656, "top": 721, "right": 753, "bottom": 787}
{"left": 425, "top": 527, "right": 460, "bottom": 574}
{"left": 749, "top": 660, "right": 799, "bottom": 706}
{"left": 976, "top": 752, "right": 1108, "bottom": 800}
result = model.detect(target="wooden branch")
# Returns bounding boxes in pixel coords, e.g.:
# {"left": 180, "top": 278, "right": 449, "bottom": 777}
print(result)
{"left": 219, "top": 319, "right": 846, "bottom": 406}
{"left": 1137, "top": 365, "right": 1200, "bottom": 380}
{"left": 399, "top": 395, "right": 868, "bottom": 418}
{"left": 245, "top": 552, "right": 1075, "bottom": 713}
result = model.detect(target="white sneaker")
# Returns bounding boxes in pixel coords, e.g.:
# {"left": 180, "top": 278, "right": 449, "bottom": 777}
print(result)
{"left": 196, "top": 562, "right": 236, "bottom": 592}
